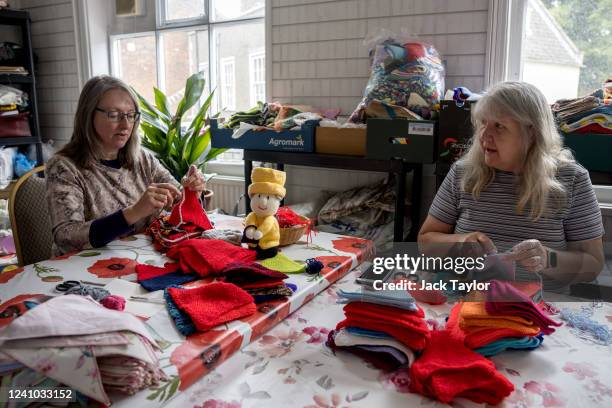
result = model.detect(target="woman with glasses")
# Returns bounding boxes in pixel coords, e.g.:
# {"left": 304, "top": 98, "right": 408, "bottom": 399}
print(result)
{"left": 45, "top": 75, "right": 206, "bottom": 255}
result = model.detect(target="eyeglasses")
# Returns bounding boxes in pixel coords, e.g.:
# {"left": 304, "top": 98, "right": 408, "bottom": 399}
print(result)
{"left": 95, "top": 108, "right": 141, "bottom": 123}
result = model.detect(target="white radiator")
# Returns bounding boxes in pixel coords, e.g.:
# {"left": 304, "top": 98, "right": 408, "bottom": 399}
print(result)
{"left": 207, "top": 176, "right": 245, "bottom": 215}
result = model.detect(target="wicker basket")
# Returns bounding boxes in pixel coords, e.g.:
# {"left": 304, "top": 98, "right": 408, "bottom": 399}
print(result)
{"left": 279, "top": 223, "right": 308, "bottom": 246}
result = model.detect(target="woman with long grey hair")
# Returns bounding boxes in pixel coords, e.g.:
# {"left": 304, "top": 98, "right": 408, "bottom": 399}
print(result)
{"left": 46, "top": 75, "right": 206, "bottom": 255}
{"left": 419, "top": 81, "right": 604, "bottom": 290}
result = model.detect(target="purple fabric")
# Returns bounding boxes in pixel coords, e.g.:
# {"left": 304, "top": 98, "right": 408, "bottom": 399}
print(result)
{"left": 326, "top": 330, "right": 407, "bottom": 372}
{"left": 485, "top": 280, "right": 562, "bottom": 335}
{"left": 140, "top": 272, "right": 199, "bottom": 292}
{"left": 221, "top": 262, "right": 288, "bottom": 285}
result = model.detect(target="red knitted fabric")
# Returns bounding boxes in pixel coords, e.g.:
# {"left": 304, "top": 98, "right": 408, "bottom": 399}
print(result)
{"left": 167, "top": 239, "right": 257, "bottom": 277}
{"left": 168, "top": 188, "right": 213, "bottom": 230}
{"left": 168, "top": 282, "right": 256, "bottom": 332}
{"left": 343, "top": 302, "right": 426, "bottom": 321}
{"left": 239, "top": 280, "right": 286, "bottom": 290}
{"left": 409, "top": 329, "right": 514, "bottom": 404}
{"left": 336, "top": 316, "right": 429, "bottom": 351}
{"left": 136, "top": 262, "right": 180, "bottom": 281}
{"left": 221, "top": 262, "right": 288, "bottom": 284}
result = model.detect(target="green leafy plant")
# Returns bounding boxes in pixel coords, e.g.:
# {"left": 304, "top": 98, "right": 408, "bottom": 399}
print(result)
{"left": 133, "top": 71, "right": 226, "bottom": 181}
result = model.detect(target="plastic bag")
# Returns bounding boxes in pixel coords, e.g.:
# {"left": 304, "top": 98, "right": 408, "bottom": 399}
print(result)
{"left": 13, "top": 152, "right": 36, "bottom": 177}
{"left": 28, "top": 139, "right": 54, "bottom": 163}
{"left": 0, "top": 147, "right": 17, "bottom": 189}
{"left": 349, "top": 31, "right": 444, "bottom": 122}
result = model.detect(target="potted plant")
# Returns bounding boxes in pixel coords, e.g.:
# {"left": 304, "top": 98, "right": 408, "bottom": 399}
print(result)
{"left": 133, "top": 71, "right": 227, "bottom": 209}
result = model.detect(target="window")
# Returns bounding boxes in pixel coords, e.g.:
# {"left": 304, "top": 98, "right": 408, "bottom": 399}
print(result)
{"left": 220, "top": 57, "right": 236, "bottom": 111}
{"left": 111, "top": 33, "right": 157, "bottom": 102}
{"left": 110, "top": 0, "right": 265, "bottom": 173}
{"left": 249, "top": 50, "right": 265, "bottom": 106}
{"left": 493, "top": 0, "right": 610, "bottom": 103}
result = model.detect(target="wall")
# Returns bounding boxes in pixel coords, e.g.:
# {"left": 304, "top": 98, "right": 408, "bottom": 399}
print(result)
{"left": 269, "top": 0, "right": 490, "bottom": 220}
{"left": 12, "top": 0, "right": 81, "bottom": 146}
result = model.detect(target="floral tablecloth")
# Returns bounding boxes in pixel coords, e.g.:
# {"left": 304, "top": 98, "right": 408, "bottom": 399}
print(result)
{"left": 161, "top": 268, "right": 612, "bottom": 408}
{"left": 0, "top": 215, "right": 374, "bottom": 407}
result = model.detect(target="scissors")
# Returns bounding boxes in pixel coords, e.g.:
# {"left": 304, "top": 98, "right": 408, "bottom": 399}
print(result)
{"left": 55, "top": 280, "right": 82, "bottom": 292}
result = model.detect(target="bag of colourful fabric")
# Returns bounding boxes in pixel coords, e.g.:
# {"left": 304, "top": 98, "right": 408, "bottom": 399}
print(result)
{"left": 349, "top": 30, "right": 444, "bottom": 122}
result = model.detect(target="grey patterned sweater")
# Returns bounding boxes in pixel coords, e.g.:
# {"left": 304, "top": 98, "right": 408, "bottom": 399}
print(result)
{"left": 45, "top": 149, "right": 178, "bottom": 255}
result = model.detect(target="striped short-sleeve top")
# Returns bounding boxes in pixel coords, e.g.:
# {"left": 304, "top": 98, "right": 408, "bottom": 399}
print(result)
{"left": 429, "top": 161, "right": 603, "bottom": 288}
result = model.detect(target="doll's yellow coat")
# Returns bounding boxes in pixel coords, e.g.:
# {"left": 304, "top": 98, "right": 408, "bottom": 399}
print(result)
{"left": 244, "top": 212, "right": 280, "bottom": 249}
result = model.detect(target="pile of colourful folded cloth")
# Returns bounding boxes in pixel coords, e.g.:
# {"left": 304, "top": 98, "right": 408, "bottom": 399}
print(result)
{"left": 327, "top": 288, "right": 428, "bottom": 371}
{"left": 148, "top": 189, "right": 214, "bottom": 251}
{"left": 136, "top": 242, "right": 300, "bottom": 301}
{"left": 409, "top": 329, "right": 515, "bottom": 405}
{"left": 447, "top": 280, "right": 561, "bottom": 356}
{"left": 553, "top": 87, "right": 611, "bottom": 134}
{"left": 220, "top": 261, "right": 295, "bottom": 303}
{"left": 164, "top": 282, "right": 257, "bottom": 336}
{"left": 166, "top": 238, "right": 257, "bottom": 277}
{"left": 0, "top": 296, "right": 167, "bottom": 405}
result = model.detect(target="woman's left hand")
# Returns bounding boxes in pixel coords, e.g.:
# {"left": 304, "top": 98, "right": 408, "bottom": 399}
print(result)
{"left": 182, "top": 165, "right": 206, "bottom": 193}
{"left": 509, "top": 239, "right": 549, "bottom": 272}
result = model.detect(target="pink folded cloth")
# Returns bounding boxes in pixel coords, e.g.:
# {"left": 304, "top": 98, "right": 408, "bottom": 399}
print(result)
{"left": 485, "top": 280, "right": 562, "bottom": 335}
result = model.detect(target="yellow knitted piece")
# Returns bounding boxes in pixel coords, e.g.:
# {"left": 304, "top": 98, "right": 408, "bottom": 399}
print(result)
{"left": 258, "top": 252, "right": 305, "bottom": 274}
{"left": 459, "top": 301, "right": 540, "bottom": 333}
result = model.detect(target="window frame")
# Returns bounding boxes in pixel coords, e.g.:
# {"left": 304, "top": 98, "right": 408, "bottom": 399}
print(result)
{"left": 249, "top": 49, "right": 266, "bottom": 106}
{"left": 219, "top": 56, "right": 236, "bottom": 111}
{"left": 109, "top": 1, "right": 266, "bottom": 177}
{"left": 485, "top": 0, "right": 527, "bottom": 86}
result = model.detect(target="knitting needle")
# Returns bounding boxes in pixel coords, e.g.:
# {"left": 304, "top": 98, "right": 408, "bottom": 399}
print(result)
{"left": 79, "top": 280, "right": 106, "bottom": 287}
{"left": 129, "top": 296, "right": 165, "bottom": 304}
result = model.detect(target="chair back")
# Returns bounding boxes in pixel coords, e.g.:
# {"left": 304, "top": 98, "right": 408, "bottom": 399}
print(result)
{"left": 9, "top": 165, "right": 52, "bottom": 266}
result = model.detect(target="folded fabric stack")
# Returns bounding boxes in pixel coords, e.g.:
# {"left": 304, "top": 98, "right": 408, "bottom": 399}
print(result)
{"left": 446, "top": 281, "right": 561, "bottom": 356}
{"left": 136, "top": 261, "right": 199, "bottom": 292}
{"left": 409, "top": 329, "right": 514, "bottom": 405}
{"left": 164, "top": 282, "right": 256, "bottom": 336}
{"left": 220, "top": 261, "right": 294, "bottom": 303}
{"left": 166, "top": 238, "right": 257, "bottom": 277}
{"left": 0, "top": 296, "right": 166, "bottom": 405}
{"left": 328, "top": 288, "right": 428, "bottom": 371}
{"left": 552, "top": 90, "right": 612, "bottom": 134}
{"left": 147, "top": 189, "right": 214, "bottom": 251}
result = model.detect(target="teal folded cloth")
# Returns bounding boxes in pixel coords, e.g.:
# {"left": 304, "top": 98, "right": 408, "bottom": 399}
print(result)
{"left": 164, "top": 285, "right": 197, "bottom": 337}
{"left": 345, "top": 326, "right": 393, "bottom": 339}
{"left": 336, "top": 288, "right": 417, "bottom": 311}
{"left": 474, "top": 334, "right": 544, "bottom": 357}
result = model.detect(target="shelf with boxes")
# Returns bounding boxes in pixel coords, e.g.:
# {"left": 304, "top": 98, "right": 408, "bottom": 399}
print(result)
{"left": 211, "top": 117, "right": 439, "bottom": 242}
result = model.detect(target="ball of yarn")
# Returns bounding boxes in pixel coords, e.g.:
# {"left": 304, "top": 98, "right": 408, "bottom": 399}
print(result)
{"left": 64, "top": 285, "right": 110, "bottom": 301}
{"left": 100, "top": 295, "right": 126, "bottom": 311}
{"left": 305, "top": 258, "right": 324, "bottom": 275}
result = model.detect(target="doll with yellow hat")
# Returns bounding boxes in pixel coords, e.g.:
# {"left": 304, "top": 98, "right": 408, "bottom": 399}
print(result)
{"left": 242, "top": 167, "right": 286, "bottom": 259}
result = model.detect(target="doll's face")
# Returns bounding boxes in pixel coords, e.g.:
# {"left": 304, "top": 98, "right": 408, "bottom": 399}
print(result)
{"left": 251, "top": 193, "right": 281, "bottom": 217}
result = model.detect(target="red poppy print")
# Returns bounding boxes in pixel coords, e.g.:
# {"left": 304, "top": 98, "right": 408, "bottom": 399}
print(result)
{"left": 239, "top": 300, "right": 291, "bottom": 342}
{"left": 331, "top": 237, "right": 374, "bottom": 263}
{"left": 316, "top": 255, "right": 352, "bottom": 284}
{"left": 0, "top": 266, "right": 24, "bottom": 284}
{"left": 170, "top": 329, "right": 243, "bottom": 391}
{"left": 379, "top": 366, "right": 411, "bottom": 393}
{"left": 52, "top": 250, "right": 79, "bottom": 261}
{"left": 0, "top": 294, "right": 47, "bottom": 328}
{"left": 87, "top": 257, "right": 137, "bottom": 278}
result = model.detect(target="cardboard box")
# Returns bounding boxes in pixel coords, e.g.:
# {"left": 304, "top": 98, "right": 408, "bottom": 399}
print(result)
{"left": 366, "top": 118, "right": 437, "bottom": 163}
{"left": 315, "top": 127, "right": 366, "bottom": 156}
{"left": 210, "top": 119, "right": 316, "bottom": 152}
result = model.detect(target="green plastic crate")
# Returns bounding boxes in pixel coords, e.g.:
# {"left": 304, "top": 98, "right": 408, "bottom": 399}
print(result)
{"left": 562, "top": 132, "right": 612, "bottom": 173}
